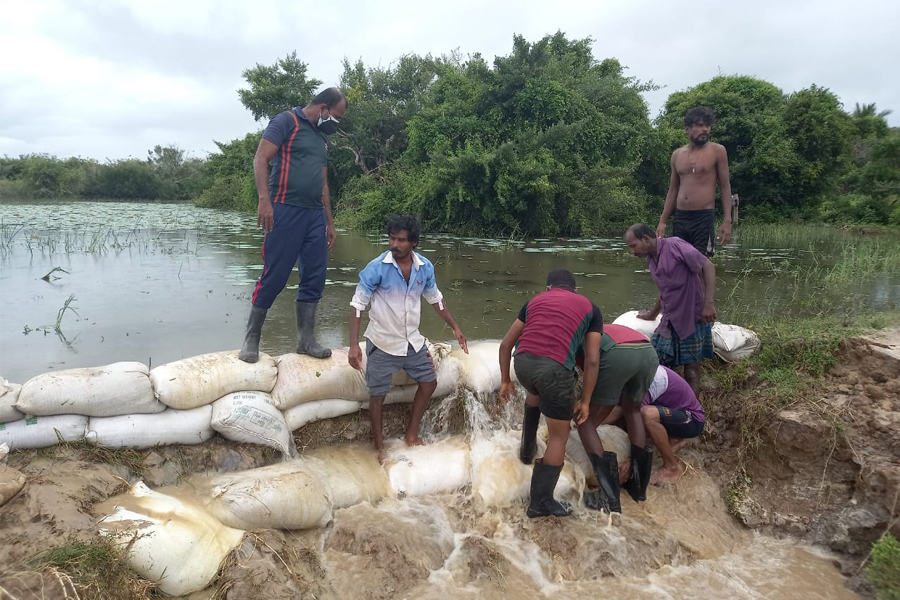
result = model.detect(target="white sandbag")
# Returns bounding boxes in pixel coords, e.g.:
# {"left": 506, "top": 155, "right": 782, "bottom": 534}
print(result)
{"left": 271, "top": 349, "right": 368, "bottom": 409}
{"left": 151, "top": 350, "right": 276, "bottom": 410}
{"left": 0, "top": 463, "right": 26, "bottom": 506}
{"left": 0, "top": 378, "right": 23, "bottom": 423}
{"left": 712, "top": 322, "right": 761, "bottom": 362}
{"left": 99, "top": 481, "right": 244, "bottom": 597}
{"left": 0, "top": 415, "right": 88, "bottom": 450}
{"left": 17, "top": 362, "right": 160, "bottom": 417}
{"left": 385, "top": 436, "right": 471, "bottom": 496}
{"left": 211, "top": 391, "right": 291, "bottom": 455}
{"left": 85, "top": 406, "right": 214, "bottom": 449}
{"left": 283, "top": 399, "right": 361, "bottom": 431}
{"left": 453, "top": 341, "right": 514, "bottom": 394}
{"left": 202, "top": 462, "right": 332, "bottom": 530}
{"left": 470, "top": 429, "right": 582, "bottom": 509}
{"left": 302, "top": 445, "right": 392, "bottom": 509}
{"left": 612, "top": 310, "right": 662, "bottom": 339}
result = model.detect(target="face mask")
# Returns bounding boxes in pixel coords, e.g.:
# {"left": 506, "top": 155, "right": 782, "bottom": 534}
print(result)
{"left": 317, "top": 115, "right": 340, "bottom": 136}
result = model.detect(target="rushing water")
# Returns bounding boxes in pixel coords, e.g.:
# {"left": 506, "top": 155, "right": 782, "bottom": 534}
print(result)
{"left": 1, "top": 200, "right": 898, "bottom": 383}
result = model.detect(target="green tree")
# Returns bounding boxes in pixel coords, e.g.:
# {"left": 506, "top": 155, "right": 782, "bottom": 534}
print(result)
{"left": 237, "top": 51, "right": 323, "bottom": 122}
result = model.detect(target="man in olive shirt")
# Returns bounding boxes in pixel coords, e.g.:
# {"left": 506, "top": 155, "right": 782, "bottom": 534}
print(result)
{"left": 238, "top": 88, "right": 347, "bottom": 363}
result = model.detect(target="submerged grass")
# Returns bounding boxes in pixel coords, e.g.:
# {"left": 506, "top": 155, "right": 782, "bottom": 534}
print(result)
{"left": 28, "top": 534, "right": 156, "bottom": 600}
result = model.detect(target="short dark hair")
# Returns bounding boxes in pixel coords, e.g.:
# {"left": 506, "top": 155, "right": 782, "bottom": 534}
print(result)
{"left": 310, "top": 87, "right": 347, "bottom": 110}
{"left": 385, "top": 215, "right": 421, "bottom": 245}
{"left": 546, "top": 269, "right": 577, "bottom": 291}
{"left": 627, "top": 223, "right": 656, "bottom": 239}
{"left": 684, "top": 106, "right": 716, "bottom": 128}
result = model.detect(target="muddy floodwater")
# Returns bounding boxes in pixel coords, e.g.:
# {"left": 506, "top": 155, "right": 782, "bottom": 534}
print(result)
{"left": 1, "top": 200, "right": 898, "bottom": 383}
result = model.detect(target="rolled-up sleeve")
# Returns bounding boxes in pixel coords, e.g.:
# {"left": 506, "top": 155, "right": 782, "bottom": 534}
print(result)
{"left": 422, "top": 265, "right": 443, "bottom": 305}
{"left": 350, "top": 262, "right": 380, "bottom": 311}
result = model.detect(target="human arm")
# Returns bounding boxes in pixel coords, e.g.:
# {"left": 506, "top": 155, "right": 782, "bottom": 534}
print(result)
{"left": 253, "top": 138, "right": 280, "bottom": 232}
{"left": 574, "top": 330, "right": 602, "bottom": 425}
{"left": 322, "top": 166, "right": 336, "bottom": 251}
{"left": 498, "top": 319, "right": 526, "bottom": 403}
{"left": 638, "top": 297, "right": 662, "bottom": 320}
{"left": 430, "top": 300, "right": 467, "bottom": 354}
{"left": 716, "top": 144, "right": 732, "bottom": 245}
{"left": 348, "top": 261, "right": 381, "bottom": 369}
{"left": 701, "top": 257, "right": 717, "bottom": 323}
{"left": 657, "top": 151, "right": 680, "bottom": 238}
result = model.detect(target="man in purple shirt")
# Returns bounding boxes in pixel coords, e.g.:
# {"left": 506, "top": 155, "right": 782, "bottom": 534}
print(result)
{"left": 642, "top": 366, "right": 705, "bottom": 484}
{"left": 624, "top": 223, "right": 717, "bottom": 395}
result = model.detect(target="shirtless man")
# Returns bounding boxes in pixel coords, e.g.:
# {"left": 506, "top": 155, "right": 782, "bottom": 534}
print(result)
{"left": 656, "top": 106, "right": 733, "bottom": 256}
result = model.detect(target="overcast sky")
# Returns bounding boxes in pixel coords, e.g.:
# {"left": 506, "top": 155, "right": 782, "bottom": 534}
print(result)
{"left": 2, "top": 0, "right": 897, "bottom": 161}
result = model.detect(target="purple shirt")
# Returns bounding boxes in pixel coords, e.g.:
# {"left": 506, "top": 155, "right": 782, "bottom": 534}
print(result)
{"left": 648, "top": 237, "right": 707, "bottom": 339}
{"left": 643, "top": 366, "right": 706, "bottom": 422}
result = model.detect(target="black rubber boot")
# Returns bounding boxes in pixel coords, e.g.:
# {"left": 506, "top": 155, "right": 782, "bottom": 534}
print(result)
{"left": 526, "top": 460, "right": 573, "bottom": 518}
{"left": 295, "top": 301, "right": 332, "bottom": 359}
{"left": 622, "top": 445, "right": 653, "bottom": 502}
{"left": 519, "top": 405, "right": 541, "bottom": 465}
{"left": 584, "top": 452, "right": 621, "bottom": 513}
{"left": 238, "top": 305, "right": 267, "bottom": 363}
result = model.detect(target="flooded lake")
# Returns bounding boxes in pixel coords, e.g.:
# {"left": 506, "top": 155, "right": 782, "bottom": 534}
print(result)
{"left": 1, "top": 200, "right": 899, "bottom": 383}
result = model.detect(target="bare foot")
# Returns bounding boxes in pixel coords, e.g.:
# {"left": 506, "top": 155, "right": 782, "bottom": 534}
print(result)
{"left": 669, "top": 438, "right": 689, "bottom": 453}
{"left": 651, "top": 464, "right": 684, "bottom": 485}
{"left": 376, "top": 448, "right": 386, "bottom": 465}
{"left": 404, "top": 435, "right": 426, "bottom": 447}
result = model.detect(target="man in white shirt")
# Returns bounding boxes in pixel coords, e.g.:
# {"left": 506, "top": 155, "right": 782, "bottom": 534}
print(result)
{"left": 349, "top": 215, "right": 468, "bottom": 463}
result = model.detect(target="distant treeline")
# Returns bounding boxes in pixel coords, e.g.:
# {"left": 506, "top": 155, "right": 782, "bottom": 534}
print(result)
{"left": 0, "top": 146, "right": 207, "bottom": 202}
{"left": 3, "top": 32, "right": 898, "bottom": 234}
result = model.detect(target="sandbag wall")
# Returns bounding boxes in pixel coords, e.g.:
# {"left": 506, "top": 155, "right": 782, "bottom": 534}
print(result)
{"left": 0, "top": 342, "right": 496, "bottom": 452}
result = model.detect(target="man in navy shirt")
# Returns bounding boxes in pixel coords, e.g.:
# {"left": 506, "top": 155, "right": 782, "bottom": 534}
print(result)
{"left": 239, "top": 87, "right": 347, "bottom": 363}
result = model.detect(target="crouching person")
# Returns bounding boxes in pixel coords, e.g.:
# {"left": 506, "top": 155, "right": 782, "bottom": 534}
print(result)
{"left": 642, "top": 365, "right": 706, "bottom": 484}
{"left": 499, "top": 269, "right": 608, "bottom": 518}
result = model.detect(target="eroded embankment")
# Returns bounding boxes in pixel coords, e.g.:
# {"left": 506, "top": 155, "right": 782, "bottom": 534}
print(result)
{"left": 697, "top": 327, "right": 900, "bottom": 594}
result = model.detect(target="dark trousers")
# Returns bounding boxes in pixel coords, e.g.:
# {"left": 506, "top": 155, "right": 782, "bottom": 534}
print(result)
{"left": 251, "top": 203, "right": 327, "bottom": 308}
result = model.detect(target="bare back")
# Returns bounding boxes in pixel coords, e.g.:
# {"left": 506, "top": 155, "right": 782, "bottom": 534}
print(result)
{"left": 672, "top": 142, "right": 726, "bottom": 211}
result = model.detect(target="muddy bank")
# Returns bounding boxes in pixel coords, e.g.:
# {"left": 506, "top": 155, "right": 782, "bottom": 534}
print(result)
{"left": 698, "top": 328, "right": 900, "bottom": 594}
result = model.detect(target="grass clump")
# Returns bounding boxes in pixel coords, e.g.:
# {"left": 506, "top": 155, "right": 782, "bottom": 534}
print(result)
{"left": 28, "top": 534, "right": 156, "bottom": 600}
{"left": 868, "top": 533, "right": 900, "bottom": 600}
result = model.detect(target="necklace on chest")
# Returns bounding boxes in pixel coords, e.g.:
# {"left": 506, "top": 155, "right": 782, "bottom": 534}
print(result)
{"left": 687, "top": 146, "right": 704, "bottom": 174}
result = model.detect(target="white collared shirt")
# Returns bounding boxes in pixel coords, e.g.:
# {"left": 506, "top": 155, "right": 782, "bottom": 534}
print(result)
{"left": 350, "top": 250, "right": 444, "bottom": 356}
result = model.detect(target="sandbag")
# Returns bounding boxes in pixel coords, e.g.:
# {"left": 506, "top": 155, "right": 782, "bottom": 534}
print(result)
{"left": 17, "top": 362, "right": 160, "bottom": 417}
{"left": 612, "top": 310, "right": 662, "bottom": 339}
{"left": 385, "top": 436, "right": 471, "bottom": 496}
{"left": 211, "top": 391, "right": 291, "bottom": 455}
{"left": 272, "top": 349, "right": 368, "bottom": 409}
{"left": 283, "top": 399, "right": 361, "bottom": 431}
{"left": 453, "top": 341, "right": 514, "bottom": 394}
{"left": 201, "top": 462, "right": 332, "bottom": 530}
{"left": 470, "top": 430, "right": 582, "bottom": 509}
{"left": 0, "top": 415, "right": 88, "bottom": 450}
{"left": 86, "top": 406, "right": 214, "bottom": 449}
{"left": 712, "top": 322, "right": 761, "bottom": 362}
{"left": 301, "top": 445, "right": 392, "bottom": 509}
{"left": 151, "top": 350, "right": 277, "bottom": 410}
{"left": 272, "top": 342, "right": 451, "bottom": 410}
{"left": 99, "top": 481, "right": 245, "bottom": 597}
{"left": 0, "top": 378, "right": 23, "bottom": 423}
{"left": 0, "top": 463, "right": 26, "bottom": 506}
